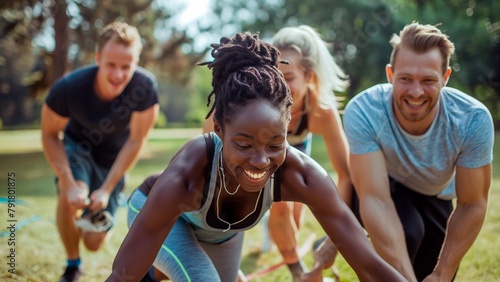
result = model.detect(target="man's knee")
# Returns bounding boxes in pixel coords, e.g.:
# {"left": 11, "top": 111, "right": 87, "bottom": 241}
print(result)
{"left": 57, "top": 194, "right": 80, "bottom": 217}
{"left": 82, "top": 231, "right": 110, "bottom": 251}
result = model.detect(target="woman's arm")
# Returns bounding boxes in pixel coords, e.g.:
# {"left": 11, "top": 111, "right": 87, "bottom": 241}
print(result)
{"left": 106, "top": 136, "right": 208, "bottom": 281}
{"left": 310, "top": 106, "right": 353, "bottom": 205}
{"left": 281, "top": 151, "right": 406, "bottom": 281}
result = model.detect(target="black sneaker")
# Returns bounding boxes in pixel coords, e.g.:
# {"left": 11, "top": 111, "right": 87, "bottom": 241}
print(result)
{"left": 140, "top": 272, "right": 156, "bottom": 282}
{"left": 59, "top": 266, "right": 82, "bottom": 282}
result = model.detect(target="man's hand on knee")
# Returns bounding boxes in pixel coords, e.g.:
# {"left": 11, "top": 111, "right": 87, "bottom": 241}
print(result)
{"left": 88, "top": 189, "right": 110, "bottom": 211}
{"left": 67, "top": 184, "right": 90, "bottom": 210}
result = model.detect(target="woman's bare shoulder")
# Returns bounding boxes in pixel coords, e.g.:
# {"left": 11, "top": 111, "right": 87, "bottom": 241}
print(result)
{"left": 280, "top": 148, "right": 330, "bottom": 197}
{"left": 163, "top": 134, "right": 211, "bottom": 177}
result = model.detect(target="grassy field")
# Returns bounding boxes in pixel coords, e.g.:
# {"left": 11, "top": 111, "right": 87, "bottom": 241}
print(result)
{"left": 0, "top": 129, "right": 499, "bottom": 281}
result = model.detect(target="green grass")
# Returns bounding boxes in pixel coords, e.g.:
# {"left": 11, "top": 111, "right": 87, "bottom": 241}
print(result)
{"left": 0, "top": 129, "right": 499, "bottom": 281}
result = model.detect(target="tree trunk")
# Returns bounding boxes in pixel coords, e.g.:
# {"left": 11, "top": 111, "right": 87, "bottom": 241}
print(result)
{"left": 52, "top": 0, "right": 69, "bottom": 83}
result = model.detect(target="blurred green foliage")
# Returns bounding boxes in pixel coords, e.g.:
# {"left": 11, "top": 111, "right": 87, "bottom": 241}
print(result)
{"left": 1, "top": 0, "right": 499, "bottom": 128}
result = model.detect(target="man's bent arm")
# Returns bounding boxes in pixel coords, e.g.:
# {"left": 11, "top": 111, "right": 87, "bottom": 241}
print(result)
{"left": 40, "top": 104, "right": 74, "bottom": 186}
{"left": 428, "top": 164, "right": 491, "bottom": 281}
{"left": 350, "top": 151, "right": 417, "bottom": 282}
{"left": 98, "top": 104, "right": 159, "bottom": 194}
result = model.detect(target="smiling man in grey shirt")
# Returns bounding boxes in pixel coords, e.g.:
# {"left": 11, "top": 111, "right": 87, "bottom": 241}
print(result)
{"left": 343, "top": 22, "right": 494, "bottom": 282}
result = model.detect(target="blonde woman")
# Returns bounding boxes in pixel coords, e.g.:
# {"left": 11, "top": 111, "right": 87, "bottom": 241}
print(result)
{"left": 268, "top": 25, "right": 352, "bottom": 281}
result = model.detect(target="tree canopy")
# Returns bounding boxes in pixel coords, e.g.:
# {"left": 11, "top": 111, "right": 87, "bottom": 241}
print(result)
{"left": 211, "top": 0, "right": 500, "bottom": 120}
{"left": 0, "top": 0, "right": 211, "bottom": 126}
{"left": 1, "top": 0, "right": 499, "bottom": 127}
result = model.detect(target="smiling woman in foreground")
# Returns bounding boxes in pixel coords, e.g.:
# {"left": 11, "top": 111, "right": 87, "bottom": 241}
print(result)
{"left": 106, "top": 32, "right": 405, "bottom": 282}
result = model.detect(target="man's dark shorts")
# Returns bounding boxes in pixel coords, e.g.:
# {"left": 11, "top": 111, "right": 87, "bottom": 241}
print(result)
{"left": 55, "top": 136, "right": 125, "bottom": 230}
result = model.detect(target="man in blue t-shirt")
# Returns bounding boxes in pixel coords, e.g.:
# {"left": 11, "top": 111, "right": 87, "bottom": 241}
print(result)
{"left": 342, "top": 22, "right": 493, "bottom": 282}
{"left": 41, "top": 22, "right": 159, "bottom": 282}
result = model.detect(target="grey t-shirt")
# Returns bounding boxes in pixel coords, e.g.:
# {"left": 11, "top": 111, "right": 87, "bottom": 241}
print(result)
{"left": 343, "top": 83, "right": 494, "bottom": 199}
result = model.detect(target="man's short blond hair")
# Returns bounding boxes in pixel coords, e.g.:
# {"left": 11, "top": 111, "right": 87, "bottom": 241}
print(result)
{"left": 389, "top": 22, "right": 455, "bottom": 74}
{"left": 97, "top": 22, "right": 143, "bottom": 54}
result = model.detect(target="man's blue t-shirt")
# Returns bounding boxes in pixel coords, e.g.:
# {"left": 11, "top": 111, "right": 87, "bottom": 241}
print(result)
{"left": 343, "top": 83, "right": 494, "bottom": 199}
{"left": 46, "top": 65, "right": 159, "bottom": 168}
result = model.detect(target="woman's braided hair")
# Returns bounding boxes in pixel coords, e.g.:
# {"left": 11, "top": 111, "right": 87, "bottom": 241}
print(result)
{"left": 199, "top": 32, "right": 292, "bottom": 129}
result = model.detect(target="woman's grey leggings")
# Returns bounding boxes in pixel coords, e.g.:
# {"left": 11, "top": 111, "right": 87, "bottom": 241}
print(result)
{"left": 128, "top": 189, "right": 244, "bottom": 282}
